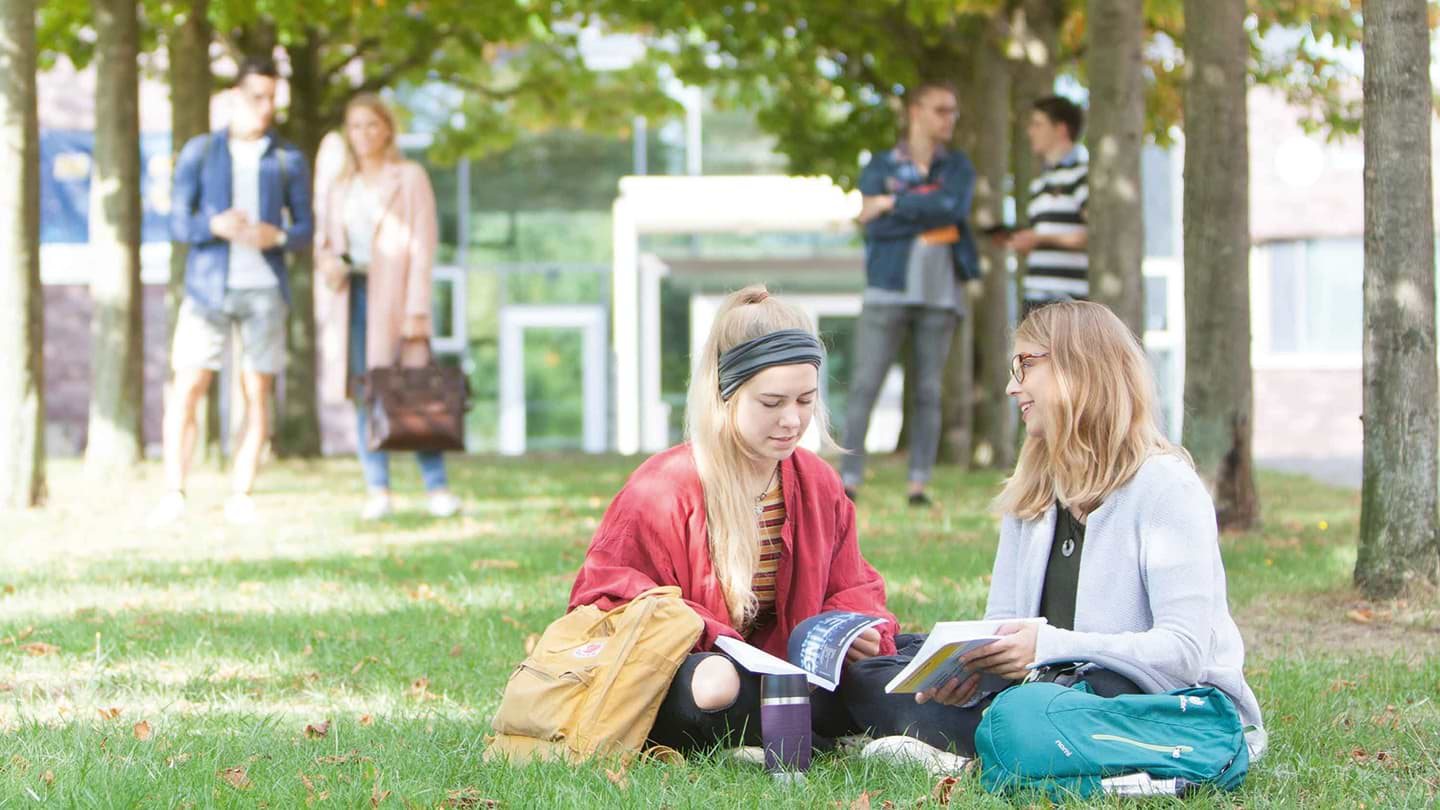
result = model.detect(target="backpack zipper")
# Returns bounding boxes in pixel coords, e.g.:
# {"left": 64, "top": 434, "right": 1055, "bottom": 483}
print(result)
{"left": 1091, "top": 733, "right": 1194, "bottom": 758}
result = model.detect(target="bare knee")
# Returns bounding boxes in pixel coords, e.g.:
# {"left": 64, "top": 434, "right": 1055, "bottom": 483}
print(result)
{"left": 171, "top": 370, "right": 213, "bottom": 414}
{"left": 690, "top": 655, "right": 741, "bottom": 712}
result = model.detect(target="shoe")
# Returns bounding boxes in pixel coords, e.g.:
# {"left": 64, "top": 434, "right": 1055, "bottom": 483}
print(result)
{"left": 427, "top": 491, "right": 461, "bottom": 518}
{"left": 728, "top": 745, "right": 766, "bottom": 767}
{"left": 860, "top": 735, "right": 971, "bottom": 777}
{"left": 223, "top": 493, "right": 259, "bottom": 526}
{"left": 907, "top": 491, "right": 933, "bottom": 508}
{"left": 360, "top": 493, "right": 393, "bottom": 521}
{"left": 146, "top": 491, "right": 186, "bottom": 528}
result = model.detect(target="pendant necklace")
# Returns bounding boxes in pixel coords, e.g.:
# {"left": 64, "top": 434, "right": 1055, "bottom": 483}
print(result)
{"left": 1060, "top": 509, "right": 1079, "bottom": 557}
{"left": 754, "top": 464, "right": 780, "bottom": 517}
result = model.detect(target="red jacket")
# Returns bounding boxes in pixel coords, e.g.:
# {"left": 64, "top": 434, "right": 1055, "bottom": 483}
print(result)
{"left": 569, "top": 445, "right": 898, "bottom": 658}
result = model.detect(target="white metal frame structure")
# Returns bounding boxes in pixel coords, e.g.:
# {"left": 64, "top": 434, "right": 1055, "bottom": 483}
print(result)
{"left": 498, "top": 305, "right": 609, "bottom": 456}
{"left": 611, "top": 175, "right": 864, "bottom": 454}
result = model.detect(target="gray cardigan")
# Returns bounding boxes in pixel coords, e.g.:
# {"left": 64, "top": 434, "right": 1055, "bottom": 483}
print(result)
{"left": 984, "top": 453, "right": 1266, "bottom": 741}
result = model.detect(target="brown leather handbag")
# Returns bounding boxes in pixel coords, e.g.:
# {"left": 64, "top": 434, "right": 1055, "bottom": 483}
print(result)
{"left": 362, "top": 341, "right": 468, "bottom": 453}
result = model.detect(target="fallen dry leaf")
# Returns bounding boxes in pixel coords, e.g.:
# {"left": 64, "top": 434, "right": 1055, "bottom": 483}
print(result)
{"left": 20, "top": 642, "right": 59, "bottom": 657}
{"left": 41, "top": 770, "right": 54, "bottom": 786}
{"left": 165, "top": 753, "right": 192, "bottom": 767}
{"left": 931, "top": 776, "right": 960, "bottom": 805}
{"left": 442, "top": 787, "right": 500, "bottom": 808}
{"left": 604, "top": 767, "right": 629, "bottom": 790}
{"left": 15, "top": 626, "right": 33, "bottom": 642}
{"left": 351, "top": 656, "right": 378, "bottom": 675}
{"left": 219, "top": 766, "right": 251, "bottom": 790}
{"left": 449, "top": 644, "right": 463, "bottom": 657}
{"left": 2, "top": 584, "right": 14, "bottom": 594}
{"left": 500, "top": 616, "right": 522, "bottom": 629}
{"left": 470, "top": 559, "right": 520, "bottom": 570}
{"left": 302, "top": 644, "right": 314, "bottom": 657}
{"left": 372, "top": 784, "right": 391, "bottom": 807}
{"left": 305, "top": 720, "right": 330, "bottom": 739}
{"left": 359, "top": 714, "right": 374, "bottom": 727}
{"left": 1347, "top": 608, "right": 1374, "bottom": 625}
{"left": 97, "top": 707, "right": 122, "bottom": 721}
{"left": 838, "top": 791, "right": 873, "bottom": 810}
{"left": 133, "top": 721, "right": 153, "bottom": 741}
{"left": 316, "top": 750, "right": 370, "bottom": 765}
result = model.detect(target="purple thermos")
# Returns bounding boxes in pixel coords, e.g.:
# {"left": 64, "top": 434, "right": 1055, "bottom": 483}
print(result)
{"left": 760, "top": 673, "right": 812, "bottom": 773}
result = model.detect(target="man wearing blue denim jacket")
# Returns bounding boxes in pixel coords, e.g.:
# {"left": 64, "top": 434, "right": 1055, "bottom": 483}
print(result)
{"left": 842, "top": 82, "right": 979, "bottom": 507}
{"left": 149, "top": 58, "right": 314, "bottom": 528}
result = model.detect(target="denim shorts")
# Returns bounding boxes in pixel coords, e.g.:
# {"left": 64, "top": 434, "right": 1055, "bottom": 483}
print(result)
{"left": 171, "top": 287, "right": 288, "bottom": 375}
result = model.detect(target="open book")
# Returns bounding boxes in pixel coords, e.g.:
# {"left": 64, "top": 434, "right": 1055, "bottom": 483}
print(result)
{"left": 714, "top": 611, "right": 887, "bottom": 691}
{"left": 883, "top": 617, "right": 1048, "bottom": 695}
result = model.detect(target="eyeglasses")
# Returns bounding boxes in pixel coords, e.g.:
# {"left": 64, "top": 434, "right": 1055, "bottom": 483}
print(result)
{"left": 1010, "top": 352, "right": 1049, "bottom": 384}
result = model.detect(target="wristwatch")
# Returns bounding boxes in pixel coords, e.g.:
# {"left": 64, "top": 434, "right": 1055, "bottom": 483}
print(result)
{"left": 275, "top": 230, "right": 288, "bottom": 249}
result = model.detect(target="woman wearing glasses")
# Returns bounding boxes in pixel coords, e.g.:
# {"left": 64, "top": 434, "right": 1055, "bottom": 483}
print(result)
{"left": 855, "top": 301, "right": 1264, "bottom": 770}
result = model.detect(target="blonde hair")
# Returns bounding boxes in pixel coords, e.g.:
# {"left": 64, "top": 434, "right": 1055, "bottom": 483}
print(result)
{"left": 338, "top": 93, "right": 403, "bottom": 181}
{"left": 996, "top": 301, "right": 1191, "bottom": 520}
{"left": 685, "top": 285, "right": 836, "bottom": 629}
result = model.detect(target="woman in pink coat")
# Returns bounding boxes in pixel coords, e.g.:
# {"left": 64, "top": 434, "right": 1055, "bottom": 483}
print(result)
{"left": 315, "top": 94, "right": 460, "bottom": 520}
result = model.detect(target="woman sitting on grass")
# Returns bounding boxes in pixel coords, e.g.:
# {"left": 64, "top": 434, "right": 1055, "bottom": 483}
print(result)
{"left": 569, "top": 285, "right": 899, "bottom": 752}
{"left": 857, "top": 300, "right": 1265, "bottom": 768}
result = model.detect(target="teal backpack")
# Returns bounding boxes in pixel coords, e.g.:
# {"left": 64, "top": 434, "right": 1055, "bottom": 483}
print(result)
{"left": 975, "top": 681, "right": 1250, "bottom": 800}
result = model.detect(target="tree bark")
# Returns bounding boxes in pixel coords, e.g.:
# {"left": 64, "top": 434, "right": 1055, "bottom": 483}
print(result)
{"left": 167, "top": 0, "right": 221, "bottom": 459}
{"left": 970, "top": 20, "right": 1016, "bottom": 470}
{"left": 272, "top": 29, "right": 326, "bottom": 457}
{"left": 1085, "top": 0, "right": 1145, "bottom": 335}
{"left": 1180, "top": 0, "right": 1259, "bottom": 531}
{"left": 1008, "top": 0, "right": 1062, "bottom": 308}
{"left": 1356, "top": 0, "right": 1440, "bottom": 597}
{"left": 86, "top": 0, "right": 145, "bottom": 473}
{"left": 0, "top": 0, "right": 46, "bottom": 507}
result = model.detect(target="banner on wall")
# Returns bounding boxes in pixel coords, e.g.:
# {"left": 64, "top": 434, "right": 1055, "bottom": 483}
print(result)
{"left": 40, "top": 129, "right": 175, "bottom": 244}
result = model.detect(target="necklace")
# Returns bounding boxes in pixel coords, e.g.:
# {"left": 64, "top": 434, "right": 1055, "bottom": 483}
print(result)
{"left": 1060, "top": 508, "right": 1083, "bottom": 557}
{"left": 753, "top": 464, "right": 780, "bottom": 517}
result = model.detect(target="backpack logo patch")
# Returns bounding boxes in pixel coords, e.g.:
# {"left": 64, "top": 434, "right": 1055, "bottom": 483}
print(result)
{"left": 1055, "top": 740, "right": 1073, "bottom": 757}
{"left": 573, "top": 642, "right": 605, "bottom": 658}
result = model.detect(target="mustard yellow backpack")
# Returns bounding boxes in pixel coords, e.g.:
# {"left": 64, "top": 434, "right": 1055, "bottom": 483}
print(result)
{"left": 485, "top": 586, "right": 704, "bottom": 764}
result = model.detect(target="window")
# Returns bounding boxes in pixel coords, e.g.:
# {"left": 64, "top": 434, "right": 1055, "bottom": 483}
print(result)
{"left": 1266, "top": 238, "right": 1363, "bottom": 355}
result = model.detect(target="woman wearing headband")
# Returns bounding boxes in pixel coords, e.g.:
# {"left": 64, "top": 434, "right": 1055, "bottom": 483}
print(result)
{"left": 569, "top": 285, "right": 900, "bottom": 752}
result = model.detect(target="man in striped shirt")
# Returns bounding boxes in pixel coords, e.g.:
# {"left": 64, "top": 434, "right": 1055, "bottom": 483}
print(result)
{"left": 1007, "top": 95, "right": 1088, "bottom": 311}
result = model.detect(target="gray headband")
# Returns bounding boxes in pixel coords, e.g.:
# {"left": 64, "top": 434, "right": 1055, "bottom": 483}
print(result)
{"left": 718, "top": 328, "right": 825, "bottom": 400}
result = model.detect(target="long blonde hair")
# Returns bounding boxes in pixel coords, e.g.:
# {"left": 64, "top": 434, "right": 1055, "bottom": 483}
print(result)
{"left": 338, "top": 93, "right": 403, "bottom": 182}
{"left": 996, "top": 301, "right": 1190, "bottom": 520}
{"left": 685, "top": 285, "right": 836, "bottom": 629}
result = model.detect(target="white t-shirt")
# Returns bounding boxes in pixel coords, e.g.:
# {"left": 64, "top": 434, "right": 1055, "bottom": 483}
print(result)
{"left": 342, "top": 176, "right": 384, "bottom": 270}
{"left": 226, "top": 135, "right": 279, "bottom": 290}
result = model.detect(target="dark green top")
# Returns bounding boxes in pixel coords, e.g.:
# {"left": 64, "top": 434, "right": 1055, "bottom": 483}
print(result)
{"left": 1038, "top": 502, "right": 1087, "bottom": 631}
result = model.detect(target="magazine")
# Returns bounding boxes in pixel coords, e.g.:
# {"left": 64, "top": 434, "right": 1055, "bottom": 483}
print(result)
{"left": 883, "top": 617, "right": 1049, "bottom": 695}
{"left": 713, "top": 610, "right": 888, "bottom": 691}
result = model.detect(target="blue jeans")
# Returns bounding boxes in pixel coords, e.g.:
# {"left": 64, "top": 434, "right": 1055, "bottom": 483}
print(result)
{"left": 349, "top": 276, "right": 448, "bottom": 492}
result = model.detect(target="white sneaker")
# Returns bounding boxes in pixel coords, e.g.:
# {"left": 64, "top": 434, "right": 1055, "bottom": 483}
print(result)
{"left": 223, "top": 493, "right": 260, "bottom": 526}
{"left": 860, "top": 735, "right": 972, "bottom": 777}
{"left": 427, "top": 492, "right": 460, "bottom": 518}
{"left": 361, "top": 493, "right": 394, "bottom": 521}
{"left": 146, "top": 491, "right": 186, "bottom": 529}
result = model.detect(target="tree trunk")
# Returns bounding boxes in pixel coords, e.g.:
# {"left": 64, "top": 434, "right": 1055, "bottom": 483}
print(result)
{"left": 167, "top": 0, "right": 221, "bottom": 459}
{"left": 1356, "top": 0, "right": 1440, "bottom": 598}
{"left": 86, "top": 0, "right": 145, "bottom": 473}
{"left": 1179, "top": 0, "right": 1259, "bottom": 531}
{"left": 272, "top": 29, "right": 326, "bottom": 457}
{"left": 0, "top": 0, "right": 46, "bottom": 508}
{"left": 1085, "top": 0, "right": 1145, "bottom": 335}
{"left": 1009, "top": 0, "right": 1062, "bottom": 308}
{"left": 970, "top": 20, "right": 1016, "bottom": 470}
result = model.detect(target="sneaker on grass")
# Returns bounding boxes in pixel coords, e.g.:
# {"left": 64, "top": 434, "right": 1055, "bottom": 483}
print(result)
{"left": 860, "top": 735, "right": 971, "bottom": 777}
{"left": 223, "top": 493, "right": 260, "bottom": 526}
{"left": 361, "top": 493, "right": 394, "bottom": 521}
{"left": 146, "top": 491, "right": 186, "bottom": 529}
{"left": 428, "top": 491, "right": 461, "bottom": 518}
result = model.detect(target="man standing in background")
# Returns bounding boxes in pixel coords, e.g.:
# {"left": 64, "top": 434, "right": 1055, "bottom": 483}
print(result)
{"left": 148, "top": 58, "right": 313, "bottom": 527}
{"left": 843, "top": 82, "right": 979, "bottom": 507}
{"left": 1007, "top": 95, "right": 1089, "bottom": 313}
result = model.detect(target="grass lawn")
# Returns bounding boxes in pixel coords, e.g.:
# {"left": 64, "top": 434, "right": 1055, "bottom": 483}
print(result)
{"left": 1, "top": 454, "right": 1437, "bottom": 808}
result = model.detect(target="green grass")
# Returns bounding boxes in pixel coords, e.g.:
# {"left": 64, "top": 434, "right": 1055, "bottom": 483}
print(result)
{"left": 1, "top": 455, "right": 1436, "bottom": 807}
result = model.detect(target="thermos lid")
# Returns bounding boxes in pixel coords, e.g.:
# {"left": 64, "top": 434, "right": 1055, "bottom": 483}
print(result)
{"left": 761, "top": 673, "right": 810, "bottom": 701}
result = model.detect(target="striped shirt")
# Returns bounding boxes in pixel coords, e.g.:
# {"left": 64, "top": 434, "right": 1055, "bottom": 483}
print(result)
{"left": 750, "top": 479, "right": 786, "bottom": 627}
{"left": 1025, "top": 145, "right": 1089, "bottom": 300}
